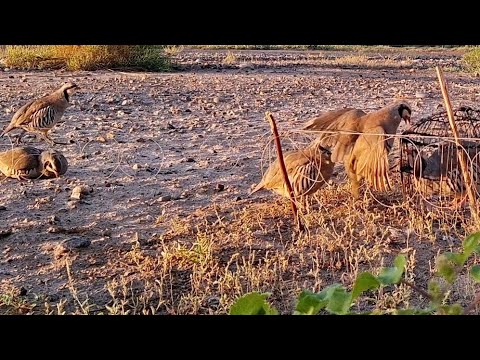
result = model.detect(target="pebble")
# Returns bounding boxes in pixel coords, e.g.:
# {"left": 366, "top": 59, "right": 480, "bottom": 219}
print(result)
{"left": 71, "top": 185, "right": 92, "bottom": 200}
{"left": 55, "top": 237, "right": 91, "bottom": 258}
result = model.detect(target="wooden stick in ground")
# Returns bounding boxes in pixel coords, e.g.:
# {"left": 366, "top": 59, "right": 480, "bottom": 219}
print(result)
{"left": 435, "top": 66, "right": 479, "bottom": 223}
{"left": 265, "top": 112, "right": 304, "bottom": 231}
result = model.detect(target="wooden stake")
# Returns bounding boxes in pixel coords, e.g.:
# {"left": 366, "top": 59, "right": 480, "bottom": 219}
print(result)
{"left": 436, "top": 66, "right": 479, "bottom": 223}
{"left": 265, "top": 112, "right": 304, "bottom": 231}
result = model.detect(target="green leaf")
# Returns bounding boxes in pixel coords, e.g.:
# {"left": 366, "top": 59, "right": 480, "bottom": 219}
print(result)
{"left": 475, "top": 245, "right": 480, "bottom": 255}
{"left": 470, "top": 265, "right": 480, "bottom": 283}
{"left": 351, "top": 272, "right": 381, "bottom": 301}
{"left": 230, "top": 292, "right": 278, "bottom": 315}
{"left": 463, "top": 232, "right": 480, "bottom": 257}
{"left": 444, "top": 252, "right": 466, "bottom": 266}
{"left": 436, "top": 254, "right": 457, "bottom": 284}
{"left": 378, "top": 255, "right": 407, "bottom": 285}
{"left": 295, "top": 290, "right": 329, "bottom": 315}
{"left": 326, "top": 287, "right": 353, "bottom": 315}
{"left": 437, "top": 304, "right": 464, "bottom": 315}
{"left": 427, "top": 279, "right": 444, "bottom": 305}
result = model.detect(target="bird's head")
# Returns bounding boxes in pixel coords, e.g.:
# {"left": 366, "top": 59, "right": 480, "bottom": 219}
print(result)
{"left": 41, "top": 150, "right": 68, "bottom": 178}
{"left": 60, "top": 82, "right": 80, "bottom": 102}
{"left": 397, "top": 102, "right": 412, "bottom": 126}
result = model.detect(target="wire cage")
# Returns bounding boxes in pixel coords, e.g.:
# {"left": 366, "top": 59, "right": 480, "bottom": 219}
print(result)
{"left": 399, "top": 106, "right": 480, "bottom": 207}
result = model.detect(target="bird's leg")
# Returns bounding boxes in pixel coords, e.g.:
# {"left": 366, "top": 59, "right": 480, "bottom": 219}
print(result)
{"left": 39, "top": 132, "right": 68, "bottom": 146}
{"left": 15, "top": 130, "right": 27, "bottom": 145}
{"left": 345, "top": 156, "right": 360, "bottom": 200}
{"left": 346, "top": 168, "right": 360, "bottom": 200}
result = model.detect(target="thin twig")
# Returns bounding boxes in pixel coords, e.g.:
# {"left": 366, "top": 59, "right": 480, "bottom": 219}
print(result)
{"left": 265, "top": 112, "right": 304, "bottom": 231}
{"left": 400, "top": 279, "right": 432, "bottom": 300}
{"left": 435, "top": 66, "right": 479, "bottom": 224}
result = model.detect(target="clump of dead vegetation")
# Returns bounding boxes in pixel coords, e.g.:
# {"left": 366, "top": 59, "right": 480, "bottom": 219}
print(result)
{"left": 1, "top": 178, "right": 478, "bottom": 315}
{"left": 463, "top": 47, "right": 480, "bottom": 74}
{"left": 2, "top": 45, "right": 172, "bottom": 71}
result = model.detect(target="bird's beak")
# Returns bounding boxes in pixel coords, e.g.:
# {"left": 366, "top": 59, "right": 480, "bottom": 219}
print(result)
{"left": 45, "top": 162, "right": 59, "bottom": 177}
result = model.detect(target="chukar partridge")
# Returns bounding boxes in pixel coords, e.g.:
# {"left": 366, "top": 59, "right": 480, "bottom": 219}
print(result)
{"left": 250, "top": 139, "right": 335, "bottom": 200}
{"left": 404, "top": 141, "right": 480, "bottom": 197}
{"left": 1, "top": 82, "right": 79, "bottom": 145}
{"left": 303, "top": 101, "right": 412, "bottom": 198}
{"left": 0, "top": 146, "right": 68, "bottom": 180}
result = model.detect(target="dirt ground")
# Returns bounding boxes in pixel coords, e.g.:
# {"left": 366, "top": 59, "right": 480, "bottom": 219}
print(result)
{"left": 1, "top": 48, "right": 479, "bottom": 314}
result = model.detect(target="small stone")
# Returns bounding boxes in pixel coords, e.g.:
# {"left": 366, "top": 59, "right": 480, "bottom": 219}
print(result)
{"left": 121, "top": 100, "right": 128, "bottom": 106}
{"left": 213, "top": 97, "right": 220, "bottom": 104}
{"left": 65, "top": 237, "right": 91, "bottom": 249}
{"left": 67, "top": 201, "right": 77, "bottom": 209}
{"left": 159, "top": 195, "right": 171, "bottom": 202}
{"left": 71, "top": 185, "right": 92, "bottom": 200}
{"left": 49, "top": 215, "right": 59, "bottom": 224}
{"left": 216, "top": 184, "right": 225, "bottom": 192}
{"left": 239, "top": 62, "right": 254, "bottom": 70}
{"left": 415, "top": 92, "right": 429, "bottom": 99}
{"left": 55, "top": 237, "right": 91, "bottom": 257}
{"left": 132, "top": 163, "right": 141, "bottom": 170}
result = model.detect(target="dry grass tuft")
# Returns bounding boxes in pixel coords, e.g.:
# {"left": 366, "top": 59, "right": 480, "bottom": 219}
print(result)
{"left": 3, "top": 45, "right": 172, "bottom": 71}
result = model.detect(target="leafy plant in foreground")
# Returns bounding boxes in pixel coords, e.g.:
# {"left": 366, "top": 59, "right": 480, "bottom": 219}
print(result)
{"left": 230, "top": 232, "right": 480, "bottom": 315}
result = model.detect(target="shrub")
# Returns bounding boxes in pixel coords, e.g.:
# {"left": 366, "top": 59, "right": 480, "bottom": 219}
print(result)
{"left": 3, "top": 45, "right": 172, "bottom": 71}
{"left": 463, "top": 47, "right": 480, "bottom": 73}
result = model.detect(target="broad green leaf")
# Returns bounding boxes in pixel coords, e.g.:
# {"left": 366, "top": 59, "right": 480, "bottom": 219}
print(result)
{"left": 230, "top": 292, "right": 278, "bottom": 315}
{"left": 475, "top": 245, "right": 480, "bottom": 255}
{"left": 325, "top": 287, "right": 353, "bottom": 315}
{"left": 351, "top": 272, "right": 381, "bottom": 301}
{"left": 378, "top": 255, "right": 407, "bottom": 285}
{"left": 427, "top": 279, "right": 444, "bottom": 305}
{"left": 295, "top": 290, "right": 329, "bottom": 315}
{"left": 435, "top": 254, "right": 457, "bottom": 284}
{"left": 470, "top": 265, "right": 480, "bottom": 283}
{"left": 444, "top": 252, "right": 466, "bottom": 266}
{"left": 437, "top": 304, "right": 464, "bottom": 315}
{"left": 463, "top": 232, "right": 480, "bottom": 257}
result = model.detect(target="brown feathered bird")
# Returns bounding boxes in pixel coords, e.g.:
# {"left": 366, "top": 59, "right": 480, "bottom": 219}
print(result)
{"left": 1, "top": 82, "right": 79, "bottom": 145}
{"left": 0, "top": 146, "right": 68, "bottom": 180}
{"left": 302, "top": 102, "right": 412, "bottom": 198}
{"left": 403, "top": 141, "right": 480, "bottom": 199}
{"left": 250, "top": 140, "right": 335, "bottom": 200}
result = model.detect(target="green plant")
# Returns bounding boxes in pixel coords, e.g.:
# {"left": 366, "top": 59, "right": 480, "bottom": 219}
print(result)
{"left": 230, "top": 232, "right": 480, "bottom": 315}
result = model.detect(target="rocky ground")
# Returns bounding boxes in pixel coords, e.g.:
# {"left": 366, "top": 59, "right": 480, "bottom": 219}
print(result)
{"left": 1, "top": 48, "right": 479, "bottom": 314}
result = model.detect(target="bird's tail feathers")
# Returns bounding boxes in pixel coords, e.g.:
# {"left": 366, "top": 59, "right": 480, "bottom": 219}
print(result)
{"left": 249, "top": 182, "right": 264, "bottom": 196}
